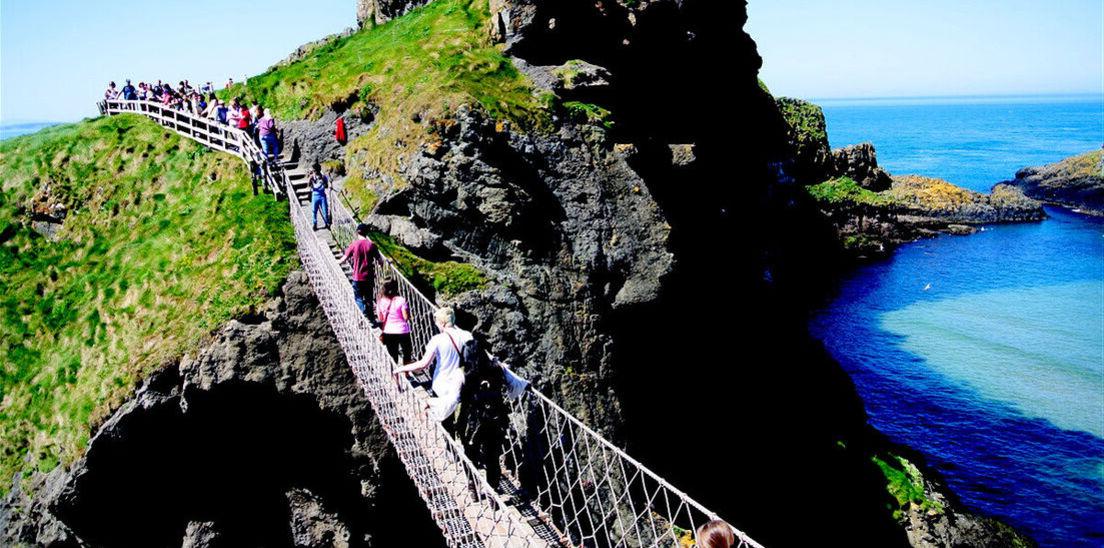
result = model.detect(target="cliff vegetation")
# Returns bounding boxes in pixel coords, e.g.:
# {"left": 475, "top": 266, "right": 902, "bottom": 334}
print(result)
{"left": 226, "top": 0, "right": 548, "bottom": 200}
{"left": 0, "top": 115, "right": 296, "bottom": 492}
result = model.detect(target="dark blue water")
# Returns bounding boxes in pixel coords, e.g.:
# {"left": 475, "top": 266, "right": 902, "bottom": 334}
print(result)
{"left": 810, "top": 95, "right": 1104, "bottom": 547}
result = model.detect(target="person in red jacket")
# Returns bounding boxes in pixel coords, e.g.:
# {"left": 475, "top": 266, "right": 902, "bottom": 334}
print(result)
{"left": 335, "top": 115, "right": 347, "bottom": 144}
{"left": 237, "top": 103, "right": 252, "bottom": 132}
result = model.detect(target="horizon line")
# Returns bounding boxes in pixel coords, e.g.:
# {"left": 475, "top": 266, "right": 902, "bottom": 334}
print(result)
{"left": 804, "top": 91, "right": 1103, "bottom": 102}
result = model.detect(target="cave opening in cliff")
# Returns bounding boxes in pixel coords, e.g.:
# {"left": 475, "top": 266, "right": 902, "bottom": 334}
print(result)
{"left": 53, "top": 380, "right": 443, "bottom": 548}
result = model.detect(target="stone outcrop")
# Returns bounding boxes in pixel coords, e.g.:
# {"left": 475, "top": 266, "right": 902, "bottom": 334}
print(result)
{"left": 0, "top": 271, "right": 440, "bottom": 547}
{"left": 287, "top": 488, "right": 353, "bottom": 548}
{"left": 890, "top": 176, "right": 1045, "bottom": 225}
{"left": 1001, "top": 149, "right": 1104, "bottom": 215}
{"left": 774, "top": 96, "right": 891, "bottom": 190}
{"left": 832, "top": 142, "right": 893, "bottom": 191}
{"left": 357, "top": 0, "right": 429, "bottom": 27}
{"left": 365, "top": 104, "right": 673, "bottom": 429}
{"left": 810, "top": 174, "right": 1045, "bottom": 259}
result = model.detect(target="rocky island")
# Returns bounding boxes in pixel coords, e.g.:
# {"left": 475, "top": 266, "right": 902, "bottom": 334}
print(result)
{"left": 776, "top": 97, "right": 1046, "bottom": 259}
{"left": 0, "top": 1, "right": 1036, "bottom": 547}
{"left": 1001, "top": 149, "right": 1104, "bottom": 216}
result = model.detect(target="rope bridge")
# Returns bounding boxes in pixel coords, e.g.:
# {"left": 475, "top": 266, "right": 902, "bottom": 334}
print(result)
{"left": 99, "top": 99, "right": 764, "bottom": 548}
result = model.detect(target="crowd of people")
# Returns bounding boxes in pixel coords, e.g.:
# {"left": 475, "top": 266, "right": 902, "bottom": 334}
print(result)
{"left": 104, "top": 78, "right": 282, "bottom": 161}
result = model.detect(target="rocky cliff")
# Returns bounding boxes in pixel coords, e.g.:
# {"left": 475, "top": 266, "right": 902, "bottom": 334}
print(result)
{"left": 1, "top": 1, "right": 1037, "bottom": 546}
{"left": 272, "top": 1, "right": 1033, "bottom": 545}
{"left": 1001, "top": 149, "right": 1104, "bottom": 215}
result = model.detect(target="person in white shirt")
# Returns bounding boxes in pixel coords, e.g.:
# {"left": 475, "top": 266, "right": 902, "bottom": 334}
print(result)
{"left": 394, "top": 307, "right": 470, "bottom": 422}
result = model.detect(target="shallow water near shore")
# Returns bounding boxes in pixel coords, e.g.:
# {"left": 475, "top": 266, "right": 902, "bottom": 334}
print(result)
{"left": 811, "top": 95, "right": 1104, "bottom": 547}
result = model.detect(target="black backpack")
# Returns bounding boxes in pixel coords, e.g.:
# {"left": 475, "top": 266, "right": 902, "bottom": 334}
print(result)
{"left": 457, "top": 336, "right": 509, "bottom": 442}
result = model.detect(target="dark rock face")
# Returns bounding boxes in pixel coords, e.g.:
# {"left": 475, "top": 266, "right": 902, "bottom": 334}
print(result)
{"left": 832, "top": 142, "right": 893, "bottom": 191}
{"left": 283, "top": 107, "right": 376, "bottom": 172}
{"left": 1001, "top": 149, "right": 1104, "bottom": 215}
{"left": 368, "top": 105, "right": 673, "bottom": 429}
{"left": 0, "top": 271, "right": 443, "bottom": 548}
{"left": 286, "top": 488, "right": 352, "bottom": 548}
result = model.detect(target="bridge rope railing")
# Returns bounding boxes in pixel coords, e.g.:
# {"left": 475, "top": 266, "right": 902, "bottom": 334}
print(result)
{"left": 100, "top": 98, "right": 764, "bottom": 548}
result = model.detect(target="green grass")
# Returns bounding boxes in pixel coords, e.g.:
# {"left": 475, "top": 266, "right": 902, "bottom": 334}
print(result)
{"left": 562, "top": 101, "right": 614, "bottom": 129}
{"left": 872, "top": 454, "right": 944, "bottom": 520}
{"left": 0, "top": 115, "right": 297, "bottom": 490}
{"left": 369, "top": 231, "right": 486, "bottom": 297}
{"left": 758, "top": 78, "right": 772, "bottom": 96}
{"left": 807, "top": 176, "right": 895, "bottom": 207}
{"left": 776, "top": 97, "right": 827, "bottom": 147}
{"left": 225, "top": 0, "right": 548, "bottom": 187}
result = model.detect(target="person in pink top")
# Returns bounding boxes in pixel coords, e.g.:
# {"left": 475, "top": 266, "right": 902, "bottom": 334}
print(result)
{"left": 340, "top": 223, "right": 378, "bottom": 326}
{"left": 376, "top": 278, "right": 412, "bottom": 363}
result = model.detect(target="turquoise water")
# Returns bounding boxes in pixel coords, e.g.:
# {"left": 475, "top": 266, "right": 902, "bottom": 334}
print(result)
{"left": 811, "top": 95, "right": 1104, "bottom": 547}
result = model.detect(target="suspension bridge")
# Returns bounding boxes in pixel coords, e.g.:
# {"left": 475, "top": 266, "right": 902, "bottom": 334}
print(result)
{"left": 98, "top": 99, "right": 764, "bottom": 548}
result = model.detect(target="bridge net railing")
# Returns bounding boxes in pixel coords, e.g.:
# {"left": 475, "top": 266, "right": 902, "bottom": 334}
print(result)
{"left": 101, "top": 98, "right": 764, "bottom": 548}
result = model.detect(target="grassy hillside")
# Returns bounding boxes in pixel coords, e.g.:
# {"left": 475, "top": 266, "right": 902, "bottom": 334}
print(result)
{"left": 0, "top": 115, "right": 296, "bottom": 489}
{"left": 227, "top": 0, "right": 548, "bottom": 187}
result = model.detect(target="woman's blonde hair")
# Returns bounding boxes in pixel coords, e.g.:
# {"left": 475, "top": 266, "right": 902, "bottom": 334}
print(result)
{"left": 434, "top": 307, "right": 455, "bottom": 328}
{"left": 695, "top": 520, "right": 735, "bottom": 548}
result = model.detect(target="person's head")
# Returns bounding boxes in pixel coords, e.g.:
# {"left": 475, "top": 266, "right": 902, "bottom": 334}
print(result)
{"left": 356, "top": 223, "right": 370, "bottom": 237}
{"left": 382, "top": 278, "right": 399, "bottom": 298}
{"left": 434, "top": 307, "right": 455, "bottom": 329}
{"left": 125, "top": 79, "right": 131, "bottom": 85}
{"left": 108, "top": 81, "right": 115, "bottom": 88}
{"left": 695, "top": 520, "right": 735, "bottom": 548}
{"left": 312, "top": 161, "right": 322, "bottom": 175}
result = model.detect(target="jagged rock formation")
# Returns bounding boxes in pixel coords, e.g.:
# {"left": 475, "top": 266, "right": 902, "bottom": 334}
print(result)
{"left": 0, "top": 271, "right": 442, "bottom": 547}
{"left": 832, "top": 142, "right": 893, "bottom": 191}
{"left": 1001, "top": 149, "right": 1104, "bottom": 215}
{"left": 357, "top": 0, "right": 428, "bottom": 27}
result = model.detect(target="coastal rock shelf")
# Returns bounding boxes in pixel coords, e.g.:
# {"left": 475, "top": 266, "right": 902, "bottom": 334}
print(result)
{"left": 1002, "top": 150, "right": 1104, "bottom": 216}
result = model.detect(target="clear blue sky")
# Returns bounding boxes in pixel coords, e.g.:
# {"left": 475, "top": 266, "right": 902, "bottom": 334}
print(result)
{"left": 1, "top": 0, "right": 353, "bottom": 123}
{"left": 1, "top": 1, "right": 1101, "bottom": 123}
{"left": 747, "top": 0, "right": 1104, "bottom": 100}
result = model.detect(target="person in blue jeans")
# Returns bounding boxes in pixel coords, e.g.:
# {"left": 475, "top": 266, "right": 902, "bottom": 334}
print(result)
{"left": 309, "top": 163, "right": 330, "bottom": 230}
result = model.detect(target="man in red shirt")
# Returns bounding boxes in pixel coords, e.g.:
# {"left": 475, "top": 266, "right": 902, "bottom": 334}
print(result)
{"left": 340, "top": 223, "right": 379, "bottom": 326}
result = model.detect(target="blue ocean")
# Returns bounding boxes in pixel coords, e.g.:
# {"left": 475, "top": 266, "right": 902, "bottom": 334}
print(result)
{"left": 810, "top": 95, "right": 1104, "bottom": 547}
{"left": 0, "top": 121, "right": 60, "bottom": 141}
